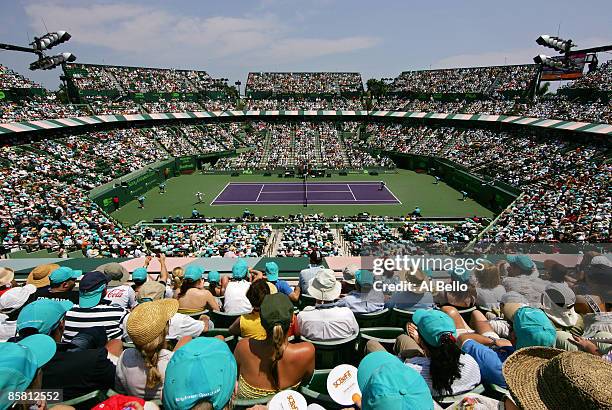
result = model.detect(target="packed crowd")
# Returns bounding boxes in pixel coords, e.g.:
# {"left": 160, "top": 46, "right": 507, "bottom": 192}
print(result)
{"left": 178, "top": 125, "right": 227, "bottom": 153}
{"left": 244, "top": 96, "right": 365, "bottom": 111}
{"left": 561, "top": 60, "right": 612, "bottom": 91}
{"left": 0, "top": 64, "right": 42, "bottom": 89}
{"left": 276, "top": 224, "right": 342, "bottom": 257}
{"left": 141, "top": 101, "right": 204, "bottom": 113}
{"left": 0, "top": 250, "right": 611, "bottom": 409}
{"left": 247, "top": 72, "right": 364, "bottom": 94}
{"left": 0, "top": 98, "right": 90, "bottom": 123}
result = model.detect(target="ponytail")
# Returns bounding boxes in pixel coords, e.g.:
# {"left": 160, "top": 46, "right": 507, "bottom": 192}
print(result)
{"left": 270, "top": 324, "right": 287, "bottom": 390}
{"left": 137, "top": 324, "right": 168, "bottom": 389}
{"left": 426, "top": 333, "right": 463, "bottom": 395}
{"left": 178, "top": 278, "right": 197, "bottom": 298}
{"left": 172, "top": 267, "right": 184, "bottom": 291}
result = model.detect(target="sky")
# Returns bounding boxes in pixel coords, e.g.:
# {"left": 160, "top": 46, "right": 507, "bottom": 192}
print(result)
{"left": 0, "top": 0, "right": 611, "bottom": 90}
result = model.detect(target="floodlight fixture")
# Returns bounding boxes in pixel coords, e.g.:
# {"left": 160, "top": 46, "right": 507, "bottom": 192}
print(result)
{"left": 30, "top": 31, "right": 71, "bottom": 51}
{"left": 536, "top": 35, "right": 575, "bottom": 54}
{"left": 30, "top": 52, "right": 76, "bottom": 70}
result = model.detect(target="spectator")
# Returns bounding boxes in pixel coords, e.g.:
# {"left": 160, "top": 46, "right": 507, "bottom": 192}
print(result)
{"left": 229, "top": 278, "right": 270, "bottom": 340}
{"left": 341, "top": 263, "right": 358, "bottom": 295}
{"left": 26, "top": 263, "right": 59, "bottom": 289}
{"left": 297, "top": 269, "right": 359, "bottom": 340}
{"left": 0, "top": 266, "right": 16, "bottom": 296}
{"left": 234, "top": 293, "right": 315, "bottom": 399}
{"left": 385, "top": 269, "right": 436, "bottom": 310}
{"left": 473, "top": 261, "right": 506, "bottom": 309}
{"left": 264, "top": 261, "right": 299, "bottom": 302}
{"left": 99, "top": 263, "right": 137, "bottom": 310}
{"left": 162, "top": 337, "right": 237, "bottom": 410}
{"left": 298, "top": 250, "right": 324, "bottom": 293}
{"left": 333, "top": 269, "right": 385, "bottom": 313}
{"left": 16, "top": 299, "right": 117, "bottom": 399}
{"left": 0, "top": 284, "right": 36, "bottom": 341}
{"left": 176, "top": 265, "right": 219, "bottom": 314}
{"left": 34, "top": 266, "right": 81, "bottom": 304}
{"left": 63, "top": 271, "right": 127, "bottom": 343}
{"left": 116, "top": 298, "right": 191, "bottom": 400}
{"left": 223, "top": 259, "right": 253, "bottom": 314}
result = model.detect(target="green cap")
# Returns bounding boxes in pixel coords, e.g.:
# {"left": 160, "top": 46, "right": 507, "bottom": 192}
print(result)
{"left": 17, "top": 299, "right": 74, "bottom": 335}
{"left": 163, "top": 337, "right": 237, "bottom": 410}
{"left": 49, "top": 267, "right": 81, "bottom": 285}
{"left": 507, "top": 254, "right": 534, "bottom": 271}
{"left": 232, "top": 259, "right": 248, "bottom": 279}
{"left": 265, "top": 262, "right": 279, "bottom": 282}
{"left": 412, "top": 309, "right": 457, "bottom": 347}
{"left": 513, "top": 307, "right": 556, "bottom": 349}
{"left": 260, "top": 293, "right": 293, "bottom": 332}
{"left": 132, "top": 267, "right": 148, "bottom": 282}
{"left": 358, "top": 351, "right": 433, "bottom": 410}
{"left": 185, "top": 265, "right": 204, "bottom": 282}
{"left": 208, "top": 271, "right": 220, "bottom": 283}
{"left": 0, "top": 334, "right": 57, "bottom": 409}
{"left": 355, "top": 270, "right": 374, "bottom": 286}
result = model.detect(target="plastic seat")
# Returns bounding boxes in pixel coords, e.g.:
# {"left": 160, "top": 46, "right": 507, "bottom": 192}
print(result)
{"left": 435, "top": 384, "right": 486, "bottom": 406}
{"left": 210, "top": 310, "right": 242, "bottom": 328}
{"left": 201, "top": 328, "right": 237, "bottom": 351}
{"left": 184, "top": 310, "right": 209, "bottom": 320}
{"left": 300, "top": 333, "right": 359, "bottom": 369}
{"left": 354, "top": 308, "right": 390, "bottom": 328}
{"left": 50, "top": 389, "right": 108, "bottom": 408}
{"left": 298, "top": 293, "right": 317, "bottom": 310}
{"left": 299, "top": 370, "right": 343, "bottom": 409}
{"left": 486, "top": 383, "right": 510, "bottom": 400}
{"left": 357, "top": 327, "right": 404, "bottom": 355}
{"left": 234, "top": 395, "right": 275, "bottom": 409}
{"left": 391, "top": 307, "right": 416, "bottom": 328}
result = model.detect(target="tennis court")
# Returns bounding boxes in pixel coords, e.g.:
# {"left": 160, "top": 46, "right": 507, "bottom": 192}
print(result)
{"left": 211, "top": 181, "right": 402, "bottom": 205}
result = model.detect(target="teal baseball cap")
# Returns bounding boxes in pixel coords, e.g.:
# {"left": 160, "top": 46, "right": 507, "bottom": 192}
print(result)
{"left": 265, "top": 262, "right": 279, "bottom": 282}
{"left": 17, "top": 299, "right": 74, "bottom": 335}
{"left": 358, "top": 351, "right": 433, "bottom": 410}
{"left": 0, "top": 334, "right": 57, "bottom": 409}
{"left": 449, "top": 268, "right": 471, "bottom": 284}
{"left": 412, "top": 309, "right": 457, "bottom": 347}
{"left": 185, "top": 265, "right": 204, "bottom": 282}
{"left": 163, "top": 337, "right": 237, "bottom": 410}
{"left": 513, "top": 307, "right": 556, "bottom": 349}
{"left": 355, "top": 270, "right": 374, "bottom": 286}
{"left": 232, "top": 259, "right": 249, "bottom": 279}
{"left": 49, "top": 266, "right": 81, "bottom": 285}
{"left": 79, "top": 271, "right": 110, "bottom": 308}
{"left": 507, "top": 254, "right": 534, "bottom": 271}
{"left": 208, "top": 271, "right": 220, "bottom": 283}
{"left": 132, "top": 267, "right": 148, "bottom": 282}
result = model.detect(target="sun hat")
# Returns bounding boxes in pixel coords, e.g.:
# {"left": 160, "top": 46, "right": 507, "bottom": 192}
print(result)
{"left": 512, "top": 307, "right": 556, "bottom": 349}
{"left": 342, "top": 264, "right": 359, "bottom": 285}
{"left": 79, "top": 271, "right": 110, "bottom": 308}
{"left": 232, "top": 258, "right": 249, "bottom": 279}
{"left": 0, "top": 334, "right": 57, "bottom": 410}
{"left": 506, "top": 254, "right": 534, "bottom": 272}
{"left": 137, "top": 281, "right": 166, "bottom": 302}
{"left": 502, "top": 347, "right": 612, "bottom": 410}
{"left": 163, "top": 337, "right": 237, "bottom": 410}
{"left": 184, "top": 265, "right": 204, "bottom": 282}
{"left": 265, "top": 262, "right": 280, "bottom": 282}
{"left": 399, "top": 269, "right": 429, "bottom": 294}
{"left": 49, "top": 266, "right": 82, "bottom": 286}
{"left": 308, "top": 269, "right": 341, "bottom": 301}
{"left": 132, "top": 267, "right": 149, "bottom": 283}
{"left": 17, "top": 299, "right": 74, "bottom": 335}
{"left": 260, "top": 293, "right": 294, "bottom": 332}
{"left": 0, "top": 267, "right": 14, "bottom": 287}
{"left": 355, "top": 269, "right": 374, "bottom": 286}
{"left": 97, "top": 262, "right": 129, "bottom": 286}
{"left": 412, "top": 309, "right": 457, "bottom": 348}
{"left": 26, "top": 263, "right": 60, "bottom": 288}
{"left": 0, "top": 284, "right": 36, "bottom": 313}
{"left": 208, "top": 270, "right": 220, "bottom": 283}
{"left": 358, "top": 351, "right": 433, "bottom": 410}
{"left": 127, "top": 299, "right": 179, "bottom": 346}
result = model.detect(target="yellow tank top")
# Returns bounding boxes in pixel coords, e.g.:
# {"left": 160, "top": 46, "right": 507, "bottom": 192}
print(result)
{"left": 237, "top": 374, "right": 300, "bottom": 400}
{"left": 240, "top": 312, "right": 267, "bottom": 341}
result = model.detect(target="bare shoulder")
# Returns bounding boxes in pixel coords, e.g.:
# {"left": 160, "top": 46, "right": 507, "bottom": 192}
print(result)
{"left": 287, "top": 341, "right": 315, "bottom": 358}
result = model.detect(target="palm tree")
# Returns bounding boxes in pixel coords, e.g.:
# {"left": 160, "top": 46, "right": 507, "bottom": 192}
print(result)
{"left": 536, "top": 81, "right": 551, "bottom": 97}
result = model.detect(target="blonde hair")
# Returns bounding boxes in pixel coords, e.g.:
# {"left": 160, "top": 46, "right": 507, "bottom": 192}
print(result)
{"left": 172, "top": 267, "right": 185, "bottom": 290}
{"left": 270, "top": 324, "right": 287, "bottom": 390}
{"left": 474, "top": 263, "right": 501, "bottom": 289}
{"left": 136, "top": 323, "right": 169, "bottom": 389}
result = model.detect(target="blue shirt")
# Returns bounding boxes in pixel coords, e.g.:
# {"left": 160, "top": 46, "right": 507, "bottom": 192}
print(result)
{"left": 333, "top": 290, "right": 385, "bottom": 313}
{"left": 299, "top": 265, "right": 323, "bottom": 293}
{"left": 461, "top": 339, "right": 515, "bottom": 388}
{"left": 271, "top": 279, "right": 293, "bottom": 296}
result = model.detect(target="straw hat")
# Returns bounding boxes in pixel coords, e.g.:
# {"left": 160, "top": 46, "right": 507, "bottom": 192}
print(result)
{"left": 26, "top": 264, "right": 60, "bottom": 288}
{"left": 502, "top": 347, "right": 612, "bottom": 410}
{"left": 127, "top": 299, "right": 179, "bottom": 346}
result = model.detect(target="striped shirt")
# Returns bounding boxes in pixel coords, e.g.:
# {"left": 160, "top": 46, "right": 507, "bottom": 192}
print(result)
{"left": 63, "top": 303, "right": 127, "bottom": 343}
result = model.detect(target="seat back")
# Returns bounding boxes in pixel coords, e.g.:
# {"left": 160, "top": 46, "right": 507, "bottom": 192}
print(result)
{"left": 300, "top": 333, "right": 359, "bottom": 369}
{"left": 435, "top": 384, "right": 486, "bottom": 406}
{"left": 234, "top": 394, "right": 275, "bottom": 409}
{"left": 201, "top": 328, "right": 237, "bottom": 351}
{"left": 300, "top": 370, "right": 343, "bottom": 409}
{"left": 354, "top": 308, "right": 390, "bottom": 328}
{"left": 391, "top": 307, "right": 416, "bottom": 328}
{"left": 51, "top": 389, "right": 108, "bottom": 408}
{"left": 357, "top": 327, "right": 404, "bottom": 355}
{"left": 298, "top": 293, "right": 317, "bottom": 310}
{"left": 210, "top": 310, "right": 242, "bottom": 328}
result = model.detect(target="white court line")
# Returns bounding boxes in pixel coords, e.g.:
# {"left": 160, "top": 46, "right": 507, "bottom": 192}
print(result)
{"left": 209, "top": 182, "right": 230, "bottom": 205}
{"left": 259, "top": 190, "right": 352, "bottom": 194}
{"left": 346, "top": 183, "right": 357, "bottom": 201}
{"left": 213, "top": 199, "right": 400, "bottom": 203}
{"left": 255, "top": 184, "right": 265, "bottom": 202}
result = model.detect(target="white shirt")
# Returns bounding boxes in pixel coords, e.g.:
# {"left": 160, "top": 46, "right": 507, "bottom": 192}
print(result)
{"left": 104, "top": 285, "right": 137, "bottom": 310}
{"left": 115, "top": 348, "right": 173, "bottom": 400}
{"left": 168, "top": 313, "right": 205, "bottom": 340}
{"left": 297, "top": 306, "right": 359, "bottom": 341}
{"left": 0, "top": 314, "right": 16, "bottom": 342}
{"left": 405, "top": 354, "right": 481, "bottom": 397}
{"left": 223, "top": 280, "right": 252, "bottom": 314}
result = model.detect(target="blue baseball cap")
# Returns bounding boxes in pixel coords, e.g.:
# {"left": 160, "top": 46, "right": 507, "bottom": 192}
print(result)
{"left": 49, "top": 266, "right": 81, "bottom": 285}
{"left": 79, "top": 271, "right": 109, "bottom": 308}
{"left": 185, "top": 265, "right": 204, "bottom": 282}
{"left": 163, "top": 337, "right": 237, "bottom": 410}
{"left": 358, "top": 351, "right": 433, "bottom": 410}
{"left": 232, "top": 259, "right": 249, "bottom": 279}
{"left": 513, "top": 307, "right": 556, "bottom": 349}
{"left": 355, "top": 269, "right": 374, "bottom": 286}
{"left": 507, "top": 254, "right": 534, "bottom": 271}
{"left": 207, "top": 271, "right": 220, "bottom": 283}
{"left": 412, "top": 309, "right": 457, "bottom": 348}
{"left": 17, "top": 299, "right": 74, "bottom": 335}
{"left": 0, "top": 334, "right": 57, "bottom": 409}
{"left": 265, "top": 262, "right": 279, "bottom": 282}
{"left": 132, "top": 267, "right": 148, "bottom": 282}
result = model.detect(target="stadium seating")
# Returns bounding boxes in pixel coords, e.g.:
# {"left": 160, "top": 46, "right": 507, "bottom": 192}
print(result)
{"left": 299, "top": 333, "right": 359, "bottom": 369}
